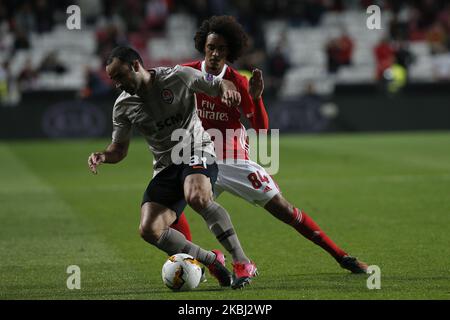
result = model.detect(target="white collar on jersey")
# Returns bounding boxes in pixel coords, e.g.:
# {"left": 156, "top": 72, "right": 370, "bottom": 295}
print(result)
{"left": 201, "top": 60, "right": 228, "bottom": 79}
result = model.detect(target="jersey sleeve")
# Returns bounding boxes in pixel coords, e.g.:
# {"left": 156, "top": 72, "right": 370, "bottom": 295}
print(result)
{"left": 175, "top": 65, "right": 222, "bottom": 97}
{"left": 238, "top": 75, "right": 269, "bottom": 130}
{"left": 111, "top": 101, "right": 132, "bottom": 143}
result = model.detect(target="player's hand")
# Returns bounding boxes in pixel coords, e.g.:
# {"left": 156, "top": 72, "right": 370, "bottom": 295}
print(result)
{"left": 221, "top": 89, "right": 241, "bottom": 107}
{"left": 249, "top": 68, "right": 264, "bottom": 100}
{"left": 88, "top": 152, "right": 106, "bottom": 174}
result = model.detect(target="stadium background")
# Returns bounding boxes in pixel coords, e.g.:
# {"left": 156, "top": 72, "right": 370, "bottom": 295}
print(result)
{"left": 1, "top": 0, "right": 449, "bottom": 300}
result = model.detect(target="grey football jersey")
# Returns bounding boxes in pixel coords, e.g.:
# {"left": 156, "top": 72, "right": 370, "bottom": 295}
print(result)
{"left": 112, "top": 65, "right": 221, "bottom": 175}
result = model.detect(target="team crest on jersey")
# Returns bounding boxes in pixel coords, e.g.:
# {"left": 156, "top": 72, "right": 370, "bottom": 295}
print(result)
{"left": 161, "top": 89, "right": 174, "bottom": 104}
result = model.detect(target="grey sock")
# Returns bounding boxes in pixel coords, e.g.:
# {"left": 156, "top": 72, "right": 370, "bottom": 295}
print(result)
{"left": 199, "top": 201, "right": 249, "bottom": 263}
{"left": 156, "top": 228, "right": 216, "bottom": 265}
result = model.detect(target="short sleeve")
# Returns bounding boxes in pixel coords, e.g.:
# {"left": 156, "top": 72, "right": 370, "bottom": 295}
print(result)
{"left": 112, "top": 105, "right": 132, "bottom": 143}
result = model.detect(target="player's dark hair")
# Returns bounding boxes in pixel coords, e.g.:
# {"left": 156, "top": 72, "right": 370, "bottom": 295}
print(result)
{"left": 194, "top": 15, "right": 248, "bottom": 63}
{"left": 106, "top": 46, "right": 143, "bottom": 68}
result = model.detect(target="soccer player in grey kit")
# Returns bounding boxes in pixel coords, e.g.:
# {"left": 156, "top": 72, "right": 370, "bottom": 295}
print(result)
{"left": 87, "top": 46, "right": 254, "bottom": 289}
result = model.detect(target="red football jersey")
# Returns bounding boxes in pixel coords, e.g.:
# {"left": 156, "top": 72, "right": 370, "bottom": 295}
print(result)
{"left": 182, "top": 61, "right": 269, "bottom": 160}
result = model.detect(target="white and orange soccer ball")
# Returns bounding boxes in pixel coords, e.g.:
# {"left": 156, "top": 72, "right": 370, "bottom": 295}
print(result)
{"left": 161, "top": 253, "right": 203, "bottom": 291}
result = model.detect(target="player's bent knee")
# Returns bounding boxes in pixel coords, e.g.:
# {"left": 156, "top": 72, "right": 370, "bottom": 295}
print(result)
{"left": 186, "top": 193, "right": 211, "bottom": 212}
{"left": 138, "top": 224, "right": 163, "bottom": 245}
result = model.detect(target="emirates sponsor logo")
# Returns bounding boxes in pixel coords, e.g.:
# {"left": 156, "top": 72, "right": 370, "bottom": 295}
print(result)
{"left": 198, "top": 99, "right": 229, "bottom": 121}
{"left": 197, "top": 108, "right": 229, "bottom": 121}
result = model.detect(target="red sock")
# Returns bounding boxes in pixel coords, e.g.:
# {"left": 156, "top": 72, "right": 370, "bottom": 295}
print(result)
{"left": 290, "top": 208, "right": 347, "bottom": 262}
{"left": 170, "top": 212, "right": 192, "bottom": 241}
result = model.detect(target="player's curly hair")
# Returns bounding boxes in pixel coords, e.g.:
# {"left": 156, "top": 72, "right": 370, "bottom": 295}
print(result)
{"left": 194, "top": 15, "right": 248, "bottom": 63}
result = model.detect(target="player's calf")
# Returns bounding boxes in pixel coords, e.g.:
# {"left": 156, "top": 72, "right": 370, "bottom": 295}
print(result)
{"left": 265, "top": 196, "right": 349, "bottom": 262}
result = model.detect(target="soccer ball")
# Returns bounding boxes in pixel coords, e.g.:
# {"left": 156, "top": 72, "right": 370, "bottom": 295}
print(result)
{"left": 161, "top": 253, "right": 203, "bottom": 291}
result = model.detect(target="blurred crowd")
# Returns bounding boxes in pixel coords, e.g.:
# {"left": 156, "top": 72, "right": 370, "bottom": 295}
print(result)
{"left": 1, "top": 0, "right": 450, "bottom": 105}
{"left": 324, "top": 1, "right": 450, "bottom": 77}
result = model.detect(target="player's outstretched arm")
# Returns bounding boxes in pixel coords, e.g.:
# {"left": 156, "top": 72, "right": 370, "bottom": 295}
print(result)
{"left": 88, "top": 141, "right": 129, "bottom": 174}
{"left": 178, "top": 65, "right": 240, "bottom": 106}
{"left": 220, "top": 79, "right": 241, "bottom": 107}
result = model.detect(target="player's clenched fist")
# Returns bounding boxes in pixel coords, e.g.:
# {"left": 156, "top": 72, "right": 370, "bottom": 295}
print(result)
{"left": 221, "top": 89, "right": 241, "bottom": 107}
{"left": 220, "top": 79, "right": 241, "bottom": 107}
{"left": 249, "top": 68, "right": 264, "bottom": 100}
{"left": 88, "top": 152, "right": 106, "bottom": 174}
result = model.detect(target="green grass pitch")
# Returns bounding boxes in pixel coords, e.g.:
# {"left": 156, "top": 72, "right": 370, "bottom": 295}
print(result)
{"left": 1, "top": 132, "right": 449, "bottom": 300}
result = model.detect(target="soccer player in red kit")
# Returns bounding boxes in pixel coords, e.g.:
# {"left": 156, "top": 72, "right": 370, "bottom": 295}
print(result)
{"left": 171, "top": 16, "right": 368, "bottom": 287}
